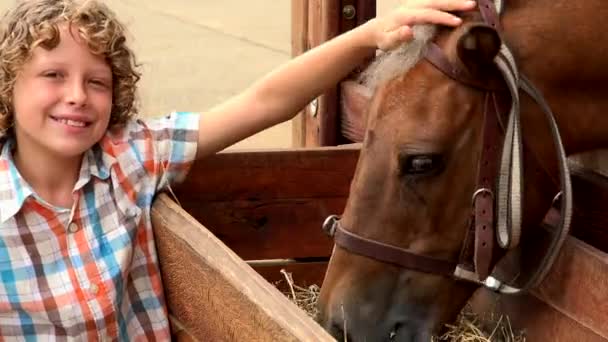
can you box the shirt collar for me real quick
[74,143,113,190]
[0,138,115,223]
[0,139,34,223]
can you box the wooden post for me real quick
[291,0,309,147]
[291,0,376,147]
[153,194,335,341]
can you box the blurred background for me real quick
[0,0,401,150]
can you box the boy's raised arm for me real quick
[195,0,476,158]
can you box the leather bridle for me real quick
[323,0,573,294]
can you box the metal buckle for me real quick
[453,265,482,284]
[483,276,522,295]
[471,188,494,205]
[551,191,563,207]
[322,215,340,237]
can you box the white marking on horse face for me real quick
[358,25,438,91]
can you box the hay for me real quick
[433,306,526,342]
[278,269,320,320]
[277,269,526,342]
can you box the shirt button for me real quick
[89,283,99,295]
[68,222,79,233]
[125,207,135,217]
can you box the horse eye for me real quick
[399,154,444,176]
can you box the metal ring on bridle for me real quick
[322,215,340,237]
[552,191,563,206]
[471,188,494,204]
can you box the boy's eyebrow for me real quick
[35,60,112,75]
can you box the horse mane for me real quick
[358,25,437,91]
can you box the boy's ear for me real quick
[456,24,501,72]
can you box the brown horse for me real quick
[316,0,608,341]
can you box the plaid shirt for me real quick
[0,112,199,341]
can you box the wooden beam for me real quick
[471,236,608,341]
[303,0,341,146]
[174,147,358,202]
[177,197,341,260]
[533,237,608,338]
[173,147,359,262]
[291,1,376,147]
[341,0,376,29]
[152,194,334,341]
[567,162,608,252]
[291,0,309,147]
[254,262,328,293]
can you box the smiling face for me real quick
[12,23,113,161]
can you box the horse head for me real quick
[316,1,608,340]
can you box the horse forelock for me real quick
[358,25,438,91]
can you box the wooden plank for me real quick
[470,236,608,341]
[570,150,608,178]
[292,0,310,58]
[532,237,608,338]
[291,0,309,147]
[335,1,376,145]
[343,0,376,29]
[340,1,377,78]
[304,0,341,146]
[503,296,607,342]
[178,198,341,260]
[293,1,376,147]
[471,290,607,342]
[174,147,359,201]
[567,163,608,251]
[152,194,334,341]
[253,262,328,293]
[169,317,200,342]
[172,147,359,260]
[172,147,358,260]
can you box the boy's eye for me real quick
[89,79,108,87]
[43,71,61,78]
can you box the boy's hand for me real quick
[368,0,477,51]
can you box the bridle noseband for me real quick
[323,0,573,294]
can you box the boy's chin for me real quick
[49,141,97,160]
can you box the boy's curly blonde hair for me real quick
[0,0,141,135]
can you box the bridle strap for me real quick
[471,92,503,280]
[424,43,504,91]
[512,76,572,290]
[478,0,502,30]
[323,216,458,277]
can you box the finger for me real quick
[395,8,464,27]
[379,26,414,51]
[405,0,476,12]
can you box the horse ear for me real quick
[456,24,501,71]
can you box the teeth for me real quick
[57,118,87,127]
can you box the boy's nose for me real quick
[65,79,88,106]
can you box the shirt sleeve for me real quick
[109,111,200,192]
